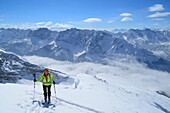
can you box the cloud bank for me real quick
[24,55,170,97]
[0,21,72,30]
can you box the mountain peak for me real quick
[36,28,50,31]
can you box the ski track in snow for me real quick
[56,97,103,113]
[17,89,103,113]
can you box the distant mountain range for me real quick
[109,28,170,61]
[0,28,170,73]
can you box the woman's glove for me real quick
[53,81,55,84]
[33,79,36,82]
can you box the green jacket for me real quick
[36,72,55,86]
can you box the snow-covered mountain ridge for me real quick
[0,49,66,83]
[0,28,170,73]
[0,49,44,82]
[109,28,170,61]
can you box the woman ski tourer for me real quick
[34,68,55,104]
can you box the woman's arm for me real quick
[36,74,44,82]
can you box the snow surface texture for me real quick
[0,55,165,113]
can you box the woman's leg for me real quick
[43,85,47,102]
[48,85,51,102]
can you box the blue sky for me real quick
[0,0,170,30]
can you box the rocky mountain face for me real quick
[0,49,43,82]
[0,28,58,55]
[110,28,170,61]
[0,49,65,83]
[0,28,170,73]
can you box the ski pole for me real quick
[53,83,57,98]
[33,73,36,101]
[53,74,58,99]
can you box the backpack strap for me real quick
[49,73,51,79]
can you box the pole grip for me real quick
[33,73,36,88]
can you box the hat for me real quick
[44,68,49,73]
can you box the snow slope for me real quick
[1,72,170,113]
[1,55,168,113]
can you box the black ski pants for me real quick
[43,85,51,102]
